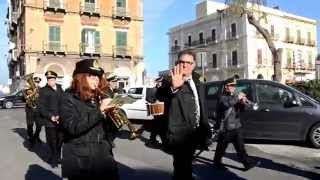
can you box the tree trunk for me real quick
[247,12,281,81]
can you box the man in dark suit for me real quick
[38,70,64,168]
[159,50,210,180]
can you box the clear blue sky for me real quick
[0,0,319,85]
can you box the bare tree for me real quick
[225,0,282,81]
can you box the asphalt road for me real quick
[0,108,319,180]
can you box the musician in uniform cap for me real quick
[38,70,64,168]
[24,75,42,147]
[59,58,119,180]
[213,77,259,170]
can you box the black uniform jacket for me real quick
[216,92,247,132]
[158,72,211,148]
[59,91,118,178]
[38,84,63,127]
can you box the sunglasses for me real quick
[178,60,193,65]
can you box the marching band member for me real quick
[60,59,119,180]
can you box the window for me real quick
[211,29,216,41]
[231,23,237,37]
[49,0,63,8]
[212,53,217,68]
[285,27,290,41]
[199,32,204,44]
[298,96,314,107]
[188,35,192,46]
[297,30,301,43]
[232,50,238,66]
[116,31,127,46]
[236,83,253,101]
[308,51,313,68]
[128,88,143,95]
[85,0,96,12]
[206,84,221,99]
[117,0,126,8]
[257,49,262,65]
[81,28,100,53]
[307,32,311,44]
[270,25,275,38]
[256,84,293,105]
[286,49,292,67]
[49,26,60,50]
[174,40,178,46]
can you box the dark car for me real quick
[0,90,26,109]
[206,79,320,148]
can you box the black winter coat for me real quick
[38,84,63,127]
[59,91,118,179]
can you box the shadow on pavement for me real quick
[213,151,320,179]
[193,163,246,180]
[25,164,61,180]
[12,128,51,165]
[118,162,171,180]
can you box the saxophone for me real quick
[23,73,39,109]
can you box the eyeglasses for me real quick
[178,60,193,65]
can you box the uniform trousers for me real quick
[214,129,252,167]
[45,127,64,164]
[25,107,42,142]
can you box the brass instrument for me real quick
[23,73,39,109]
[101,92,139,140]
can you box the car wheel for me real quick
[4,101,13,109]
[309,123,320,148]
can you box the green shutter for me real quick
[117,31,127,46]
[56,27,60,41]
[117,0,126,8]
[49,26,54,41]
[81,29,87,43]
[95,31,100,45]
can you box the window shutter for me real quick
[56,27,60,42]
[95,31,100,45]
[81,29,87,43]
[49,26,54,41]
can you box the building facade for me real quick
[168,1,317,83]
[7,0,144,90]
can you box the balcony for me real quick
[284,36,294,44]
[293,63,315,74]
[226,31,238,40]
[296,38,306,45]
[80,2,100,16]
[307,40,316,47]
[80,43,101,56]
[113,46,132,58]
[170,45,181,52]
[206,37,218,45]
[43,0,66,13]
[112,7,131,20]
[43,41,67,55]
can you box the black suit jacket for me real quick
[38,84,64,127]
[158,72,210,148]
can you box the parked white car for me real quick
[120,86,154,120]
